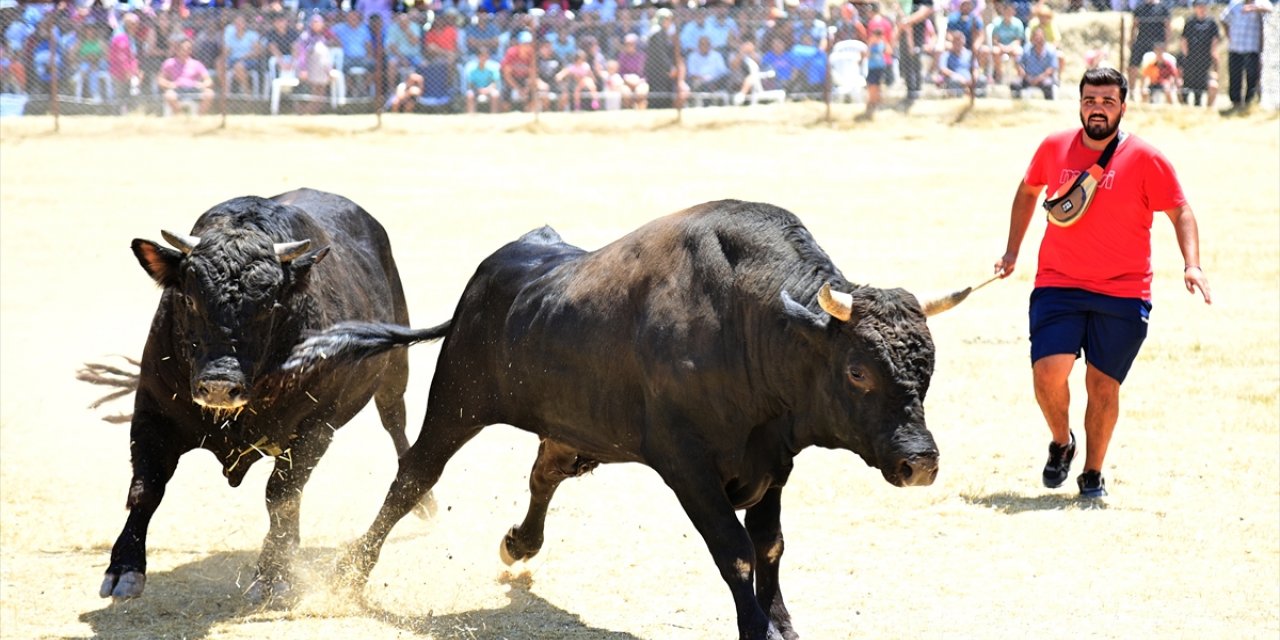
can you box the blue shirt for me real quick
[331,21,373,60]
[1221,0,1272,53]
[1019,44,1058,77]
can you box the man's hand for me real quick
[994,251,1018,278]
[1185,266,1212,304]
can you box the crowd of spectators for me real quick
[0,0,1269,116]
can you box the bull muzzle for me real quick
[885,451,939,487]
[192,378,248,410]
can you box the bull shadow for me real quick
[79,549,643,640]
[962,491,1110,514]
[366,571,645,640]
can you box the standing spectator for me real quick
[684,35,728,94]
[644,8,682,109]
[157,37,214,115]
[1219,0,1272,116]
[1126,0,1169,94]
[223,13,263,96]
[1011,25,1057,99]
[141,11,177,89]
[898,0,934,105]
[679,10,712,54]
[994,67,1211,500]
[859,26,891,120]
[464,45,502,112]
[385,12,423,85]
[108,12,143,111]
[1180,0,1220,108]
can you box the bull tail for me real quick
[283,320,452,372]
[76,356,140,424]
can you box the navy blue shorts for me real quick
[1029,287,1151,384]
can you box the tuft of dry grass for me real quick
[2,103,1276,640]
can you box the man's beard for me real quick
[1081,112,1120,140]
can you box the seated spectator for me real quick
[946,0,984,52]
[293,13,336,114]
[615,32,648,109]
[423,10,460,64]
[385,12,423,85]
[0,42,26,93]
[464,46,502,113]
[465,12,502,59]
[501,31,547,111]
[685,35,729,94]
[1024,2,1059,47]
[263,11,299,77]
[546,25,576,62]
[157,37,214,115]
[223,13,263,96]
[936,29,976,97]
[387,71,423,112]
[72,22,110,99]
[1139,40,1179,104]
[555,49,599,111]
[761,36,796,90]
[1010,26,1057,99]
[331,10,373,94]
[985,1,1024,84]
[787,31,827,97]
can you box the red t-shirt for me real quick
[1024,128,1186,300]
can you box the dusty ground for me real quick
[1,101,1277,640]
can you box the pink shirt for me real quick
[1024,129,1186,300]
[160,56,209,89]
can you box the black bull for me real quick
[287,200,975,639]
[99,188,441,602]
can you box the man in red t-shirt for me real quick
[993,67,1211,499]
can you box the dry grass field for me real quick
[1,101,1277,640]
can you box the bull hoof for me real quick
[499,526,540,566]
[100,571,146,599]
[412,490,438,520]
[243,575,295,606]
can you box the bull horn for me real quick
[273,240,311,263]
[161,230,201,254]
[817,283,854,323]
[919,275,1000,317]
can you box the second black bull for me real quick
[287,199,979,639]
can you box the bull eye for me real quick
[846,365,868,386]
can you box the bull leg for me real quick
[649,445,782,640]
[100,415,183,599]
[745,486,797,640]
[501,439,598,565]
[337,418,483,590]
[244,427,334,604]
[373,352,411,457]
[373,355,436,519]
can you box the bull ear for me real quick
[284,245,330,289]
[780,289,831,333]
[131,239,184,288]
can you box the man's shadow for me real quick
[80,549,643,640]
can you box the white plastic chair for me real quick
[732,56,786,106]
[829,39,868,103]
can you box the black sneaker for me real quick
[1077,470,1107,498]
[1041,431,1076,489]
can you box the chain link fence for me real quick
[0,0,1275,121]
